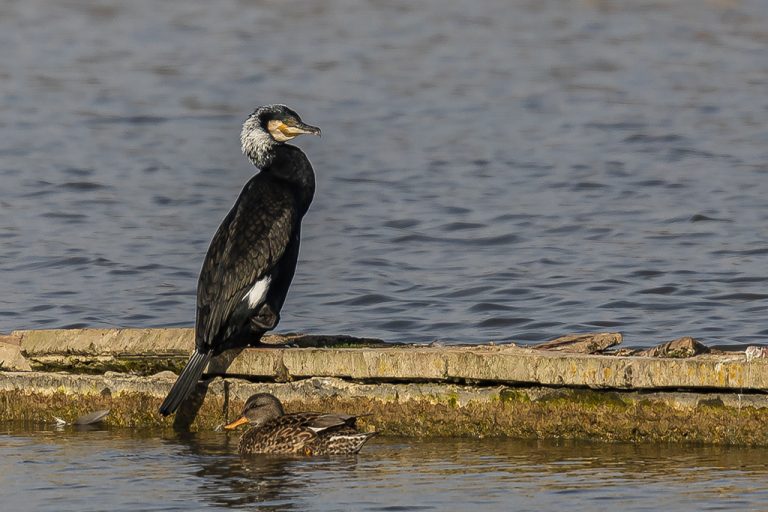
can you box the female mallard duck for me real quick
[224,393,377,455]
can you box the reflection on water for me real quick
[2,425,768,511]
[1,0,768,347]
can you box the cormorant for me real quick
[159,104,320,416]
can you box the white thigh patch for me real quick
[243,276,271,308]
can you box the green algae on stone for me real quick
[3,371,768,446]
[26,356,188,376]
[497,388,530,403]
[0,390,225,430]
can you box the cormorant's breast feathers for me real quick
[260,145,316,213]
[196,173,297,348]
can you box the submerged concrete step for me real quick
[1,371,768,444]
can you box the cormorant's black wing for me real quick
[196,174,296,350]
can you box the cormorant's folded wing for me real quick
[196,176,296,348]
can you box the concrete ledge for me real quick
[12,328,389,355]
[0,342,31,371]
[15,328,194,355]
[227,345,767,390]
[3,328,768,444]
[2,371,768,444]
[9,328,767,391]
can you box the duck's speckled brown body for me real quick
[225,394,376,456]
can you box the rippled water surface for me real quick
[2,426,768,512]
[1,0,768,346]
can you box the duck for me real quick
[224,393,377,455]
[159,105,320,416]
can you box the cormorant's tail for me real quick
[158,350,212,416]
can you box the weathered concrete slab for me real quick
[2,371,768,444]
[9,328,768,392]
[13,328,389,355]
[638,336,710,357]
[15,328,195,356]
[4,328,767,444]
[0,342,31,371]
[226,345,767,391]
[532,332,621,353]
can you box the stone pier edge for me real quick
[1,328,767,445]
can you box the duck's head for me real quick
[224,393,285,430]
[241,104,321,167]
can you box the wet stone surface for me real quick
[3,373,768,445]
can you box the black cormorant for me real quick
[159,104,320,416]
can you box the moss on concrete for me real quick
[497,388,530,403]
[8,328,768,445]
[272,390,768,445]
[27,355,188,376]
[3,372,767,445]
[0,390,225,430]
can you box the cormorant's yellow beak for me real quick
[268,119,321,141]
[224,416,249,430]
[283,119,321,137]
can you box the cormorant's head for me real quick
[223,393,285,430]
[241,104,321,167]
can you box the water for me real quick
[1,0,768,347]
[4,4,768,507]
[1,425,767,511]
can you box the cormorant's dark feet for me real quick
[250,304,279,331]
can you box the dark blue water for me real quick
[1,0,767,346]
[3,426,768,512]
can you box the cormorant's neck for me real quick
[241,123,277,169]
[241,122,315,213]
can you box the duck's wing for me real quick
[306,413,358,433]
[196,175,296,349]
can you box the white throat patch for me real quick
[241,118,276,168]
[243,276,271,309]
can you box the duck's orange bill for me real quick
[224,416,249,430]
